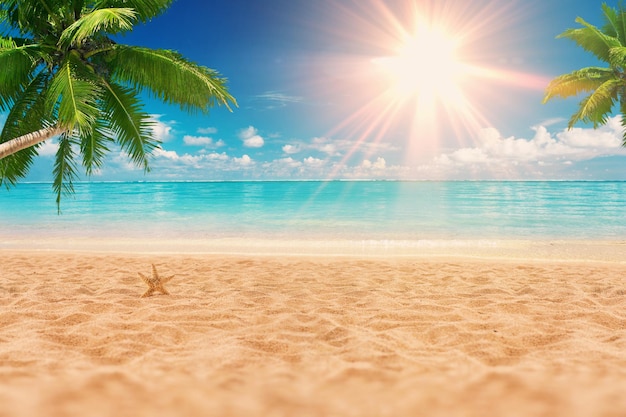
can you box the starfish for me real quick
[138,264,174,298]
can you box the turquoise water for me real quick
[1,181,625,241]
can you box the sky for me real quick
[7,0,626,181]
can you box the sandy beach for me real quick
[1,246,625,417]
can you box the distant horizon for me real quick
[13,178,626,185]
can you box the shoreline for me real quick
[2,236,626,263]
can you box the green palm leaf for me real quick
[601,3,626,46]
[101,81,155,170]
[94,0,174,23]
[1,72,51,140]
[0,7,7,26]
[0,37,14,48]
[46,52,102,134]
[620,100,626,146]
[1,0,61,35]
[0,141,39,187]
[0,39,37,110]
[609,46,626,67]
[568,78,621,128]
[558,17,621,63]
[108,46,236,113]
[543,67,615,102]
[59,8,137,48]
[601,3,621,39]
[79,118,113,175]
[53,132,79,212]
[0,72,55,186]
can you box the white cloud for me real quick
[183,135,224,147]
[261,157,304,176]
[303,156,325,167]
[309,137,339,155]
[244,136,264,148]
[424,116,626,179]
[206,152,229,161]
[447,147,490,164]
[556,124,621,149]
[154,147,186,161]
[233,154,253,166]
[38,138,60,156]
[149,115,175,143]
[239,126,265,148]
[197,127,218,135]
[276,157,302,168]
[60,115,626,182]
[362,157,386,169]
[110,151,143,172]
[282,144,300,154]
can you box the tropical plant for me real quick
[543,3,626,145]
[0,0,235,208]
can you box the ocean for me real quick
[1,181,625,244]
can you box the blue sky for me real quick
[8,0,626,181]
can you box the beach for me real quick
[1,245,625,417]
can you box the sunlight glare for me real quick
[374,22,464,104]
[308,0,552,171]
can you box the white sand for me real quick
[1,247,625,416]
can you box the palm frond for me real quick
[558,17,622,64]
[0,72,56,186]
[1,71,52,144]
[601,3,620,39]
[543,67,616,102]
[101,80,156,170]
[567,78,622,128]
[59,8,137,48]
[79,119,113,175]
[46,52,102,134]
[1,0,61,36]
[620,100,626,146]
[0,36,15,49]
[609,46,626,67]
[0,144,39,188]
[0,40,39,110]
[94,0,174,23]
[52,132,79,212]
[0,7,7,27]
[601,3,626,45]
[108,45,236,114]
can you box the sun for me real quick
[308,0,553,169]
[373,21,466,105]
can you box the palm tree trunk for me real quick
[0,126,65,159]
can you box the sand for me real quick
[1,247,625,417]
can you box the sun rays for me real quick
[372,18,465,104]
[307,0,552,170]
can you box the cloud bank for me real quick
[8,114,626,182]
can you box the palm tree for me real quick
[543,3,626,145]
[0,0,236,207]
